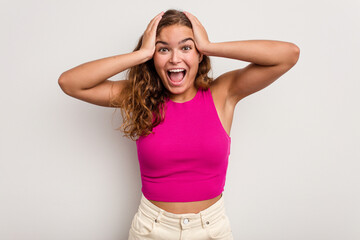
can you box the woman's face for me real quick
[153,24,203,98]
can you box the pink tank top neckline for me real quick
[136,87,231,202]
[167,88,200,104]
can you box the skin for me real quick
[153,24,203,102]
[59,11,300,214]
[141,15,223,213]
[139,11,300,214]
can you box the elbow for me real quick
[58,72,72,95]
[58,73,65,87]
[288,43,300,66]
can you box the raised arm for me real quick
[184,11,300,105]
[58,12,164,107]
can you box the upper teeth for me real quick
[168,69,185,72]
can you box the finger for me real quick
[149,12,164,32]
[184,11,197,22]
[192,15,202,26]
[184,11,202,28]
[183,11,195,23]
[146,12,164,32]
[183,11,193,18]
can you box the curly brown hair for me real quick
[110,9,214,141]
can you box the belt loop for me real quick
[155,209,164,223]
[200,212,210,229]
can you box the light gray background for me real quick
[1,0,359,239]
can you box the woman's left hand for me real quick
[183,11,211,54]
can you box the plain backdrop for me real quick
[1,0,359,239]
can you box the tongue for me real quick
[169,71,185,82]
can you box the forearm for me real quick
[202,40,299,66]
[58,49,151,90]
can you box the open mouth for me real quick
[167,69,187,86]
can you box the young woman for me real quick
[58,9,299,240]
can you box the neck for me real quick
[169,86,198,103]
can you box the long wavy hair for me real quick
[110,9,213,141]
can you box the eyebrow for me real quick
[155,37,195,46]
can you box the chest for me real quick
[136,91,231,174]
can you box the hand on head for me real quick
[139,11,211,60]
[183,11,211,55]
[140,11,164,58]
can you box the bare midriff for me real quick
[148,193,222,214]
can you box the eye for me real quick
[158,47,169,52]
[182,45,192,51]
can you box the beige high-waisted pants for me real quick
[128,193,233,240]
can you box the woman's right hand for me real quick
[58,12,165,107]
[139,12,164,59]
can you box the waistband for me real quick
[138,193,226,230]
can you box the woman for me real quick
[58,9,299,240]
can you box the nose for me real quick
[169,50,181,64]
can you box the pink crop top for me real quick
[136,87,231,202]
